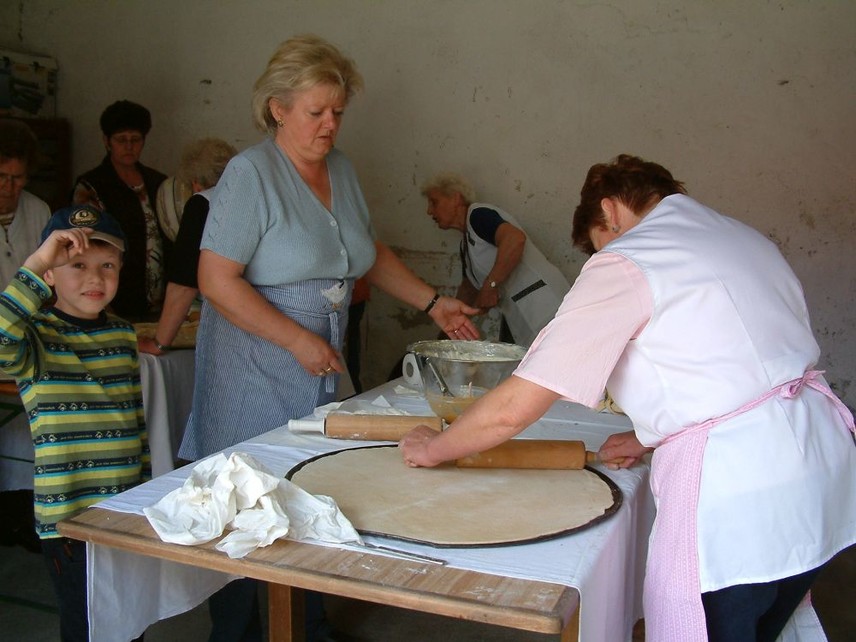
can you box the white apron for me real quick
[463,203,570,346]
[603,195,856,639]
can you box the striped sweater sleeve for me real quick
[0,268,53,379]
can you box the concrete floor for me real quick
[1,534,854,641]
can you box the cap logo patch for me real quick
[68,208,100,228]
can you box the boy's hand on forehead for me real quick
[23,228,94,277]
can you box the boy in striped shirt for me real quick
[0,205,149,641]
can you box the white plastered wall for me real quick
[2,1,854,407]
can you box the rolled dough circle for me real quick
[288,445,622,547]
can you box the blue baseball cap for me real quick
[41,205,126,252]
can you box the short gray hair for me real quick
[420,172,476,205]
[177,138,237,189]
[251,34,364,135]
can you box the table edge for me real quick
[59,508,579,635]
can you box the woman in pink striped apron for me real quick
[401,155,855,641]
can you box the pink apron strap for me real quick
[644,370,853,641]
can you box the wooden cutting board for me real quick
[288,445,621,548]
[133,320,198,348]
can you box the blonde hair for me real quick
[177,138,238,189]
[420,172,476,205]
[251,34,364,134]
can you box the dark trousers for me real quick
[702,566,822,642]
[42,537,89,642]
[42,537,146,642]
[208,578,263,642]
[208,579,328,642]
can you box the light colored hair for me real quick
[176,138,238,188]
[420,172,476,205]
[251,34,364,134]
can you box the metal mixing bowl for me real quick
[402,340,526,422]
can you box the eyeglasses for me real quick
[0,172,27,187]
[111,134,144,146]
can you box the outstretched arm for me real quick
[365,241,480,339]
[138,282,199,355]
[399,375,559,467]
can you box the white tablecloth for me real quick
[138,351,196,477]
[87,380,655,642]
[0,350,196,490]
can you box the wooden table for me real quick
[56,382,650,642]
[0,381,24,428]
[0,380,20,397]
[60,507,580,642]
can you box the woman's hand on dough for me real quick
[399,425,443,468]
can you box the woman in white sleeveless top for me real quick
[401,155,855,642]
[421,172,570,346]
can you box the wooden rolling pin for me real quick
[455,440,598,470]
[324,413,442,441]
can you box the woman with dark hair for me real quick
[401,154,855,641]
[73,100,167,319]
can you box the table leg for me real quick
[268,583,305,642]
[560,605,580,642]
[0,400,24,429]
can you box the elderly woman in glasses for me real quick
[0,119,51,286]
[401,154,855,642]
[72,100,167,319]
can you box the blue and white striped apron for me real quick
[179,278,352,460]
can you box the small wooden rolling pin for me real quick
[455,440,598,470]
[324,413,442,441]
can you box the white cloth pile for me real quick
[143,452,362,558]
